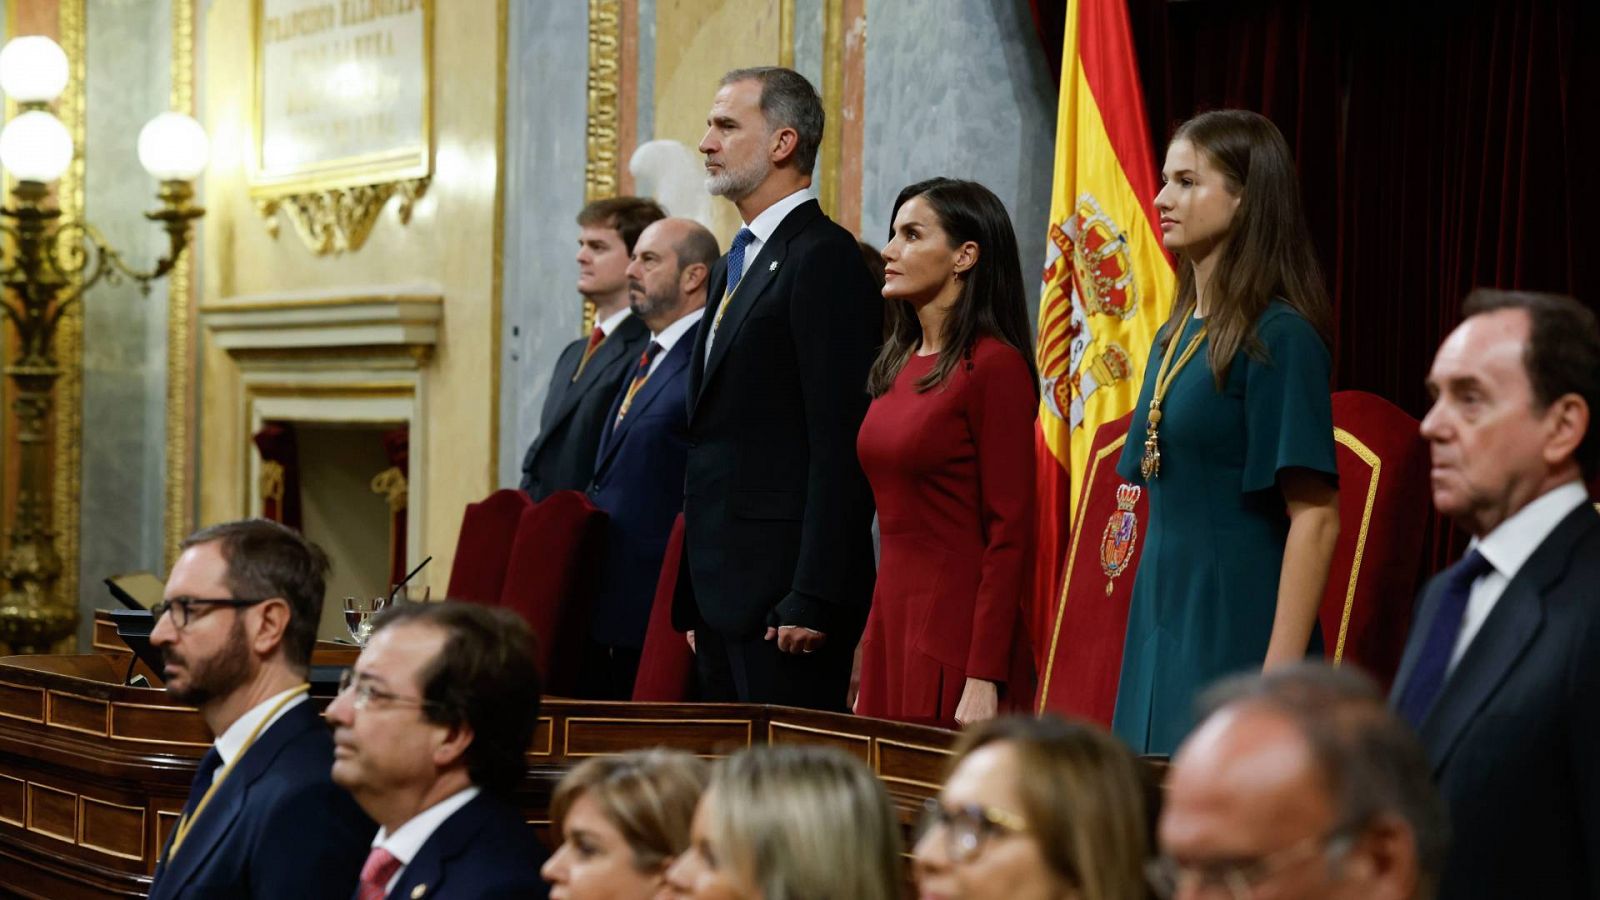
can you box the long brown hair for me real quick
[867,178,1039,398]
[1161,110,1331,387]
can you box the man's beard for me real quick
[163,616,254,706]
[705,152,770,200]
[629,282,680,322]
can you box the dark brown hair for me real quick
[1461,288,1600,478]
[948,716,1150,900]
[182,519,328,671]
[577,196,667,254]
[868,178,1039,399]
[1160,109,1331,387]
[369,602,541,796]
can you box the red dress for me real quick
[855,337,1036,725]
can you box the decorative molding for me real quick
[204,288,444,356]
[165,0,199,570]
[52,0,87,639]
[819,0,844,217]
[253,177,431,256]
[582,0,623,334]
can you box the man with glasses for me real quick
[148,519,375,900]
[326,601,547,899]
[1153,663,1447,900]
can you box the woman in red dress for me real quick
[855,178,1038,727]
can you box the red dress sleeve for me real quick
[964,343,1038,682]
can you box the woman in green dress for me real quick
[1112,109,1341,755]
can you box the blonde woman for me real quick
[914,716,1150,900]
[665,745,902,900]
[543,749,709,900]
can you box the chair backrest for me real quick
[1322,390,1431,687]
[445,489,533,606]
[631,514,696,702]
[498,490,609,695]
[1035,412,1145,725]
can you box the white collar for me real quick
[595,306,632,337]
[214,684,309,767]
[743,188,813,243]
[651,307,705,353]
[371,786,481,866]
[1470,480,1590,579]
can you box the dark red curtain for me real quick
[1027,0,1599,573]
[252,422,302,531]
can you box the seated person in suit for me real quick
[582,217,719,699]
[147,519,375,900]
[1391,289,1600,898]
[521,196,667,500]
[1158,662,1447,900]
[542,749,708,899]
[326,602,548,900]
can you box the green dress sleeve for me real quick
[1240,306,1338,493]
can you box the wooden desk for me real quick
[0,654,956,899]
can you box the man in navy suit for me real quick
[581,216,719,699]
[148,519,375,900]
[1391,289,1600,898]
[327,602,546,900]
[677,67,881,711]
[520,197,665,500]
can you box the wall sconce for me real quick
[0,35,207,653]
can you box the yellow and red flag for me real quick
[1031,0,1174,705]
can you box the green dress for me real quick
[1112,302,1336,755]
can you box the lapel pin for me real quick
[769,260,778,272]
[411,885,428,899]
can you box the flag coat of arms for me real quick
[1033,0,1175,711]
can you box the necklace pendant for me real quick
[1140,431,1161,480]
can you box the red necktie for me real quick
[357,847,403,900]
[572,325,607,381]
[615,341,663,425]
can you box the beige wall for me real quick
[198,0,502,600]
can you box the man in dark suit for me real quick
[676,66,881,711]
[327,602,546,900]
[520,197,665,500]
[582,217,719,699]
[148,519,375,900]
[1391,289,1600,899]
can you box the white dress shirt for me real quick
[1448,479,1590,671]
[706,187,814,358]
[647,307,704,377]
[369,786,481,893]
[212,685,310,774]
[595,306,632,338]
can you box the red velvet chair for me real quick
[631,514,696,702]
[445,489,532,606]
[1036,412,1145,725]
[497,490,609,696]
[1320,390,1431,688]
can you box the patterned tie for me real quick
[572,325,607,381]
[615,341,664,426]
[1395,549,1494,728]
[357,847,403,900]
[707,228,755,353]
[163,746,222,863]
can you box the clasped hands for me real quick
[765,624,826,654]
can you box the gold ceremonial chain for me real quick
[166,684,311,860]
[1140,324,1207,480]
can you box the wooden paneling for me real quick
[79,797,145,861]
[110,703,211,747]
[26,783,77,843]
[0,683,45,722]
[564,717,753,757]
[48,692,109,736]
[0,774,24,826]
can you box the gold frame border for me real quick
[165,0,198,570]
[52,0,87,645]
[581,0,623,334]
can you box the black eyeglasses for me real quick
[915,797,1028,864]
[151,596,270,630]
[335,668,442,714]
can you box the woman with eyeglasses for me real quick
[542,749,708,900]
[664,744,903,900]
[914,716,1151,900]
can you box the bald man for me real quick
[1156,663,1446,900]
[581,218,719,698]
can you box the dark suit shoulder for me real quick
[408,793,547,897]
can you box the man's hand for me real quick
[764,624,827,654]
[953,678,999,727]
[686,630,696,654]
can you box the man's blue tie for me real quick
[725,227,755,290]
[1396,549,1494,728]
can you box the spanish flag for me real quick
[1032,0,1174,702]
